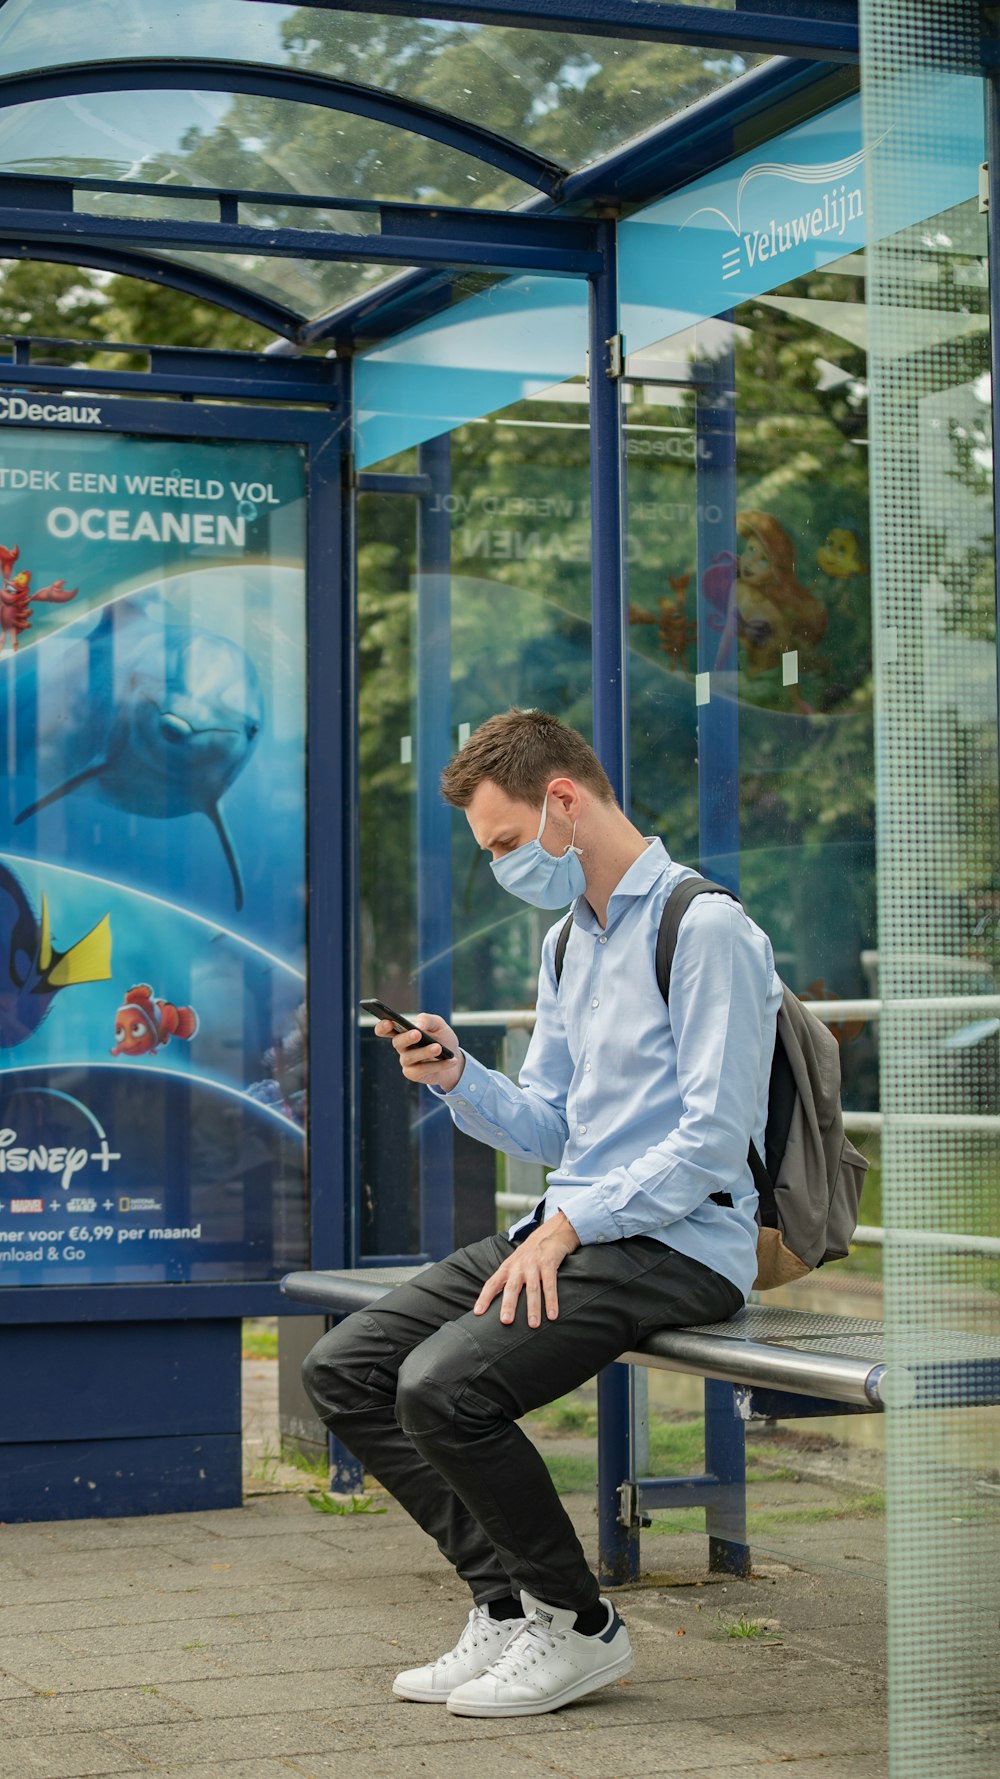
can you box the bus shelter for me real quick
[0,4,997,1772]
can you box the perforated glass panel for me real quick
[862,1,1000,1774]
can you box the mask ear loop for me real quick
[538,792,583,858]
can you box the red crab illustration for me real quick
[0,544,78,655]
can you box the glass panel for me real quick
[0,91,532,207]
[357,384,591,1257]
[0,427,309,1285]
[141,248,396,325]
[627,253,880,1134]
[0,0,760,174]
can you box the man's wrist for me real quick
[553,1209,581,1250]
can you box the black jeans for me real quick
[301,1232,742,1614]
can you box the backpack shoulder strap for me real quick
[654,876,741,1004]
[656,876,751,1211]
[553,912,575,987]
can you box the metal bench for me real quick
[280,1266,998,1580]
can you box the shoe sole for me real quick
[392,1680,455,1703]
[446,1646,635,1717]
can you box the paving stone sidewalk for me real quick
[0,1470,889,1779]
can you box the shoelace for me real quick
[439,1606,496,1669]
[486,1613,564,1680]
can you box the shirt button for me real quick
[578,1124,588,1135]
[596,1234,606,1243]
[599,935,608,944]
[591,998,599,1009]
[585,1062,592,1073]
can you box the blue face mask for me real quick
[490,798,586,910]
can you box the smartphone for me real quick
[360,999,456,1061]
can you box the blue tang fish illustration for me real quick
[0,862,112,1048]
[16,597,264,910]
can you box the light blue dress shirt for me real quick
[436,839,781,1302]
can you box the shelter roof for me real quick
[0,1,858,343]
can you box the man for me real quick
[302,708,780,1719]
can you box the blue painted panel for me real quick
[355,81,983,471]
[0,1433,242,1522]
[0,1320,241,1444]
[618,85,983,350]
[355,277,587,468]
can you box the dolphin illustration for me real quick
[16,598,264,910]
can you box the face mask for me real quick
[491,797,585,910]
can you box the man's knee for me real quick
[395,1323,503,1444]
[300,1311,386,1420]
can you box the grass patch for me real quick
[535,1411,796,1496]
[242,1322,278,1360]
[307,1491,387,1516]
[646,1489,885,1537]
[280,1440,329,1479]
[717,1613,782,1641]
[526,1396,597,1438]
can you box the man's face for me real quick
[466,779,552,863]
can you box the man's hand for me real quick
[474,1210,581,1328]
[375,1011,465,1093]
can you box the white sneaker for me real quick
[446,1590,634,1717]
[392,1604,523,1703]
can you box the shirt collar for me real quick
[573,837,672,934]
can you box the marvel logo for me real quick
[10,1197,44,1213]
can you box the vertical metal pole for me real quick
[588,224,636,1587]
[326,357,364,1492]
[703,1379,750,1577]
[415,434,455,1260]
[307,374,349,1274]
[694,338,747,1571]
[337,357,361,1275]
[986,81,1000,802]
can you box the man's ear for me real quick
[546,777,582,820]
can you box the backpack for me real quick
[554,876,869,1292]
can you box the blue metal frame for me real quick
[0,61,565,197]
[0,389,346,1326]
[0,335,341,404]
[0,198,599,280]
[250,0,861,61]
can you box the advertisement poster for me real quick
[0,423,308,1285]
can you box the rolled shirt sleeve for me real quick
[432,924,570,1170]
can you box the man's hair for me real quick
[440,708,616,809]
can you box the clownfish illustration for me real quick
[816,527,867,579]
[111,983,199,1057]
